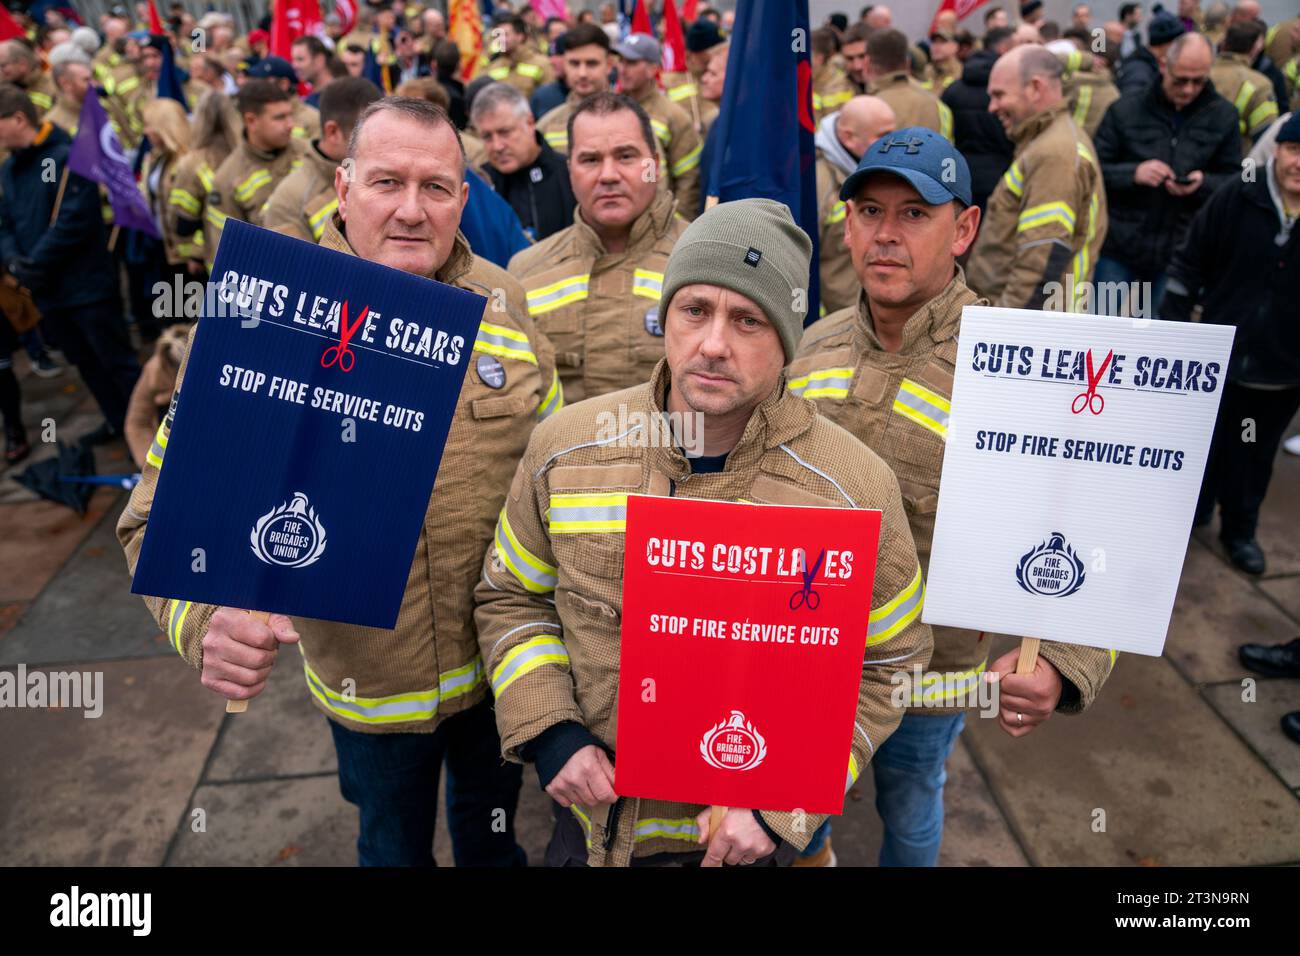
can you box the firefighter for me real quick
[119,96,562,867]
[261,77,382,244]
[510,93,687,404]
[204,80,306,271]
[1210,21,1280,154]
[865,29,954,142]
[535,22,612,153]
[476,197,932,867]
[966,45,1107,311]
[479,13,554,99]
[789,128,1117,866]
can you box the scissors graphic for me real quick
[1071,348,1113,415]
[789,548,826,611]
[320,300,369,372]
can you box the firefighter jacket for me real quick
[204,136,306,269]
[117,219,563,733]
[1210,52,1280,149]
[966,102,1108,311]
[260,140,340,244]
[474,359,933,864]
[480,46,554,98]
[869,70,953,142]
[508,189,687,404]
[790,271,1118,712]
[813,60,856,123]
[168,145,226,264]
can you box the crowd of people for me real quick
[0,0,1295,867]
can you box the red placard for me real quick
[615,496,882,815]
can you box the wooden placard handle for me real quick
[706,804,728,843]
[1015,637,1041,676]
[224,609,271,713]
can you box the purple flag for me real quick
[67,90,160,238]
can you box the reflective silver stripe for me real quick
[474,326,537,363]
[491,637,570,695]
[867,579,924,642]
[777,443,857,507]
[494,509,558,593]
[893,382,950,431]
[439,659,484,699]
[303,665,442,722]
[635,817,700,841]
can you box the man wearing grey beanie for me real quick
[475,196,933,868]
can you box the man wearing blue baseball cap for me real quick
[788,126,1117,867]
[246,54,320,140]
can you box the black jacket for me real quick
[1094,80,1240,275]
[1116,46,1160,98]
[485,133,575,242]
[0,123,118,312]
[437,69,468,129]
[1161,168,1300,387]
[942,49,1014,211]
[530,79,568,120]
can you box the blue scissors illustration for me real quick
[321,301,368,372]
[789,548,826,611]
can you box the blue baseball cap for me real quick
[839,126,973,207]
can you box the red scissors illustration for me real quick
[320,301,368,372]
[1071,348,1113,415]
[789,548,826,611]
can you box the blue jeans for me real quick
[872,711,967,867]
[329,700,526,867]
[1092,257,1167,318]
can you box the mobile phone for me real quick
[1172,174,1194,185]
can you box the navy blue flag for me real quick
[362,41,392,93]
[705,0,820,321]
[131,220,486,629]
[156,34,190,112]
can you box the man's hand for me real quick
[986,647,1063,738]
[1134,159,1175,187]
[695,807,776,867]
[545,744,617,808]
[199,608,299,702]
[1164,169,1204,196]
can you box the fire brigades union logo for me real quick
[700,709,768,771]
[250,492,328,568]
[1016,532,1085,597]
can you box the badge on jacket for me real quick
[644,306,663,336]
[477,354,506,388]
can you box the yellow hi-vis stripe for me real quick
[538,368,563,420]
[517,62,544,80]
[825,200,847,225]
[938,101,953,142]
[1071,190,1100,308]
[302,653,484,724]
[671,143,702,177]
[846,752,860,793]
[205,207,228,230]
[911,660,987,705]
[1247,98,1278,134]
[1073,84,1093,127]
[892,378,951,438]
[491,636,570,697]
[631,268,664,300]
[668,82,697,101]
[235,170,273,202]
[650,117,671,145]
[474,321,538,365]
[1017,200,1076,233]
[525,274,589,315]
[1003,161,1025,197]
[168,188,200,215]
[494,506,558,593]
[197,164,215,192]
[1233,80,1255,133]
[548,492,628,534]
[543,128,568,149]
[145,418,168,469]
[309,198,339,239]
[867,565,924,645]
[167,599,191,654]
[788,366,854,400]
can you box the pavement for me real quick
[2,351,1298,867]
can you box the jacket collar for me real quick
[871,70,912,93]
[318,215,476,287]
[1009,100,1067,150]
[573,188,677,256]
[643,358,817,480]
[240,132,287,164]
[853,267,982,354]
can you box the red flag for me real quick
[631,0,652,36]
[335,0,358,36]
[0,8,22,42]
[448,0,483,83]
[662,0,686,73]
[682,0,698,21]
[146,0,164,35]
[931,0,993,31]
[270,0,323,60]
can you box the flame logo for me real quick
[700,709,768,772]
[1015,532,1085,597]
[250,492,328,568]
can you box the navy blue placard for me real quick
[132,219,486,629]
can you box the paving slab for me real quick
[1164,538,1297,685]
[0,657,223,865]
[0,487,118,602]
[1256,444,1300,579]
[1259,576,1300,626]
[0,498,168,667]
[964,649,1300,866]
[204,650,338,782]
[1203,679,1300,790]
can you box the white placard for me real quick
[923,307,1235,657]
